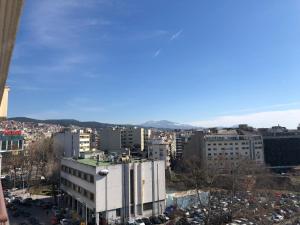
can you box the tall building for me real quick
[99,127,149,153]
[148,139,171,168]
[0,86,9,119]
[53,130,80,158]
[175,135,184,159]
[60,158,166,225]
[184,130,264,172]
[79,131,91,152]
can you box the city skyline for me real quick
[7,0,300,128]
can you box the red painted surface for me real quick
[2,130,22,136]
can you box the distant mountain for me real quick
[140,120,198,130]
[8,117,200,130]
[8,117,117,129]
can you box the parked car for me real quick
[142,217,153,225]
[149,216,163,225]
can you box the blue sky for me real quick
[7,0,300,128]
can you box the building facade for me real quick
[79,131,91,152]
[148,139,171,168]
[184,131,264,172]
[0,130,24,153]
[53,131,80,157]
[100,127,149,153]
[60,158,166,225]
[0,86,9,119]
[259,126,300,168]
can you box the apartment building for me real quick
[99,127,150,153]
[60,158,166,225]
[148,139,171,168]
[53,130,80,157]
[79,131,91,152]
[184,130,264,172]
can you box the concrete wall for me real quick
[99,128,122,153]
[53,131,80,157]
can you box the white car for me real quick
[135,218,146,225]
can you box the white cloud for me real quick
[27,0,111,47]
[190,109,300,129]
[153,49,161,57]
[170,29,183,41]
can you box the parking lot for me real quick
[164,190,300,225]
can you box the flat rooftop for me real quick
[76,158,111,167]
[67,157,152,167]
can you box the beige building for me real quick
[184,130,264,172]
[0,86,9,119]
[79,132,91,152]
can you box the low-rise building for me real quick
[0,130,24,153]
[60,158,166,225]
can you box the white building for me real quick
[53,130,91,157]
[60,158,166,225]
[184,131,264,172]
[148,139,171,168]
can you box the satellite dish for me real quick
[98,169,109,176]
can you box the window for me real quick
[7,141,11,150]
[1,141,6,150]
[116,208,121,217]
[90,175,94,183]
[90,193,94,201]
[130,169,134,204]
[131,205,135,214]
[143,202,153,211]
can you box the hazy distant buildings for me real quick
[60,157,166,225]
[184,130,264,171]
